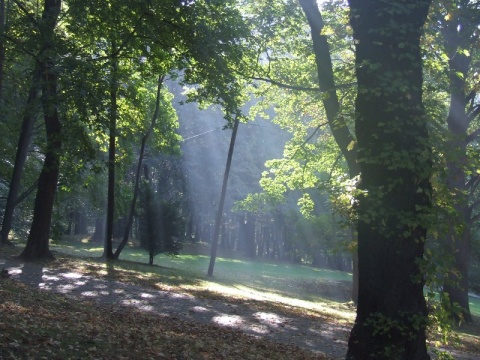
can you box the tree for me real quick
[346,1,432,359]
[113,75,165,259]
[0,1,43,245]
[19,0,62,260]
[207,116,240,276]
[243,0,360,299]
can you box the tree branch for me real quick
[12,0,39,27]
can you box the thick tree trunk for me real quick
[20,0,62,261]
[346,1,432,359]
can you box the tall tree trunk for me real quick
[0,63,41,245]
[346,1,432,359]
[103,44,118,260]
[114,75,165,259]
[20,0,62,261]
[207,116,240,276]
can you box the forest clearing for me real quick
[2,1,480,358]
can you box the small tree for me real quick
[139,185,183,265]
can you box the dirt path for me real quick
[1,256,477,360]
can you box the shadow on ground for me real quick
[1,256,350,359]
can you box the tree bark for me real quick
[19,0,62,261]
[346,1,432,359]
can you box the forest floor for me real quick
[1,246,479,359]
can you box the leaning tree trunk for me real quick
[346,1,432,359]
[207,116,240,276]
[298,0,360,303]
[113,75,165,259]
[20,0,62,261]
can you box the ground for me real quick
[0,246,479,359]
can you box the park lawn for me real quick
[50,236,355,319]
[2,237,479,358]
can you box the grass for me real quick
[2,236,480,358]
[50,237,354,314]
[469,296,480,316]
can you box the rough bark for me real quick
[19,0,62,261]
[346,1,432,359]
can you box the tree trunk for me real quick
[207,116,240,276]
[114,75,165,259]
[346,1,432,359]
[103,43,118,260]
[0,63,41,245]
[20,0,62,261]
[298,0,360,303]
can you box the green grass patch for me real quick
[50,236,353,310]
